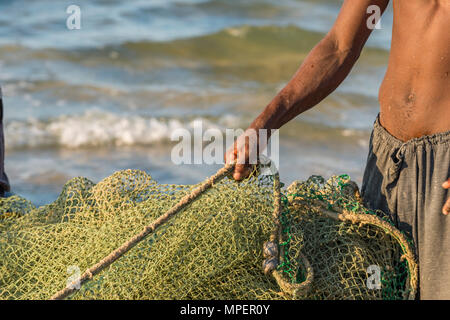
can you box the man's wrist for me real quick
[250,103,284,133]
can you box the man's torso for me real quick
[378,0,450,141]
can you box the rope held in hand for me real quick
[50,162,237,300]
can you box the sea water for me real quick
[0,0,393,205]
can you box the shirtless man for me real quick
[225,0,450,299]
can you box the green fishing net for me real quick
[0,168,417,300]
[272,175,417,300]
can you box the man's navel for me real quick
[406,93,416,104]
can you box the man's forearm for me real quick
[250,34,363,131]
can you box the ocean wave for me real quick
[4,110,241,150]
[1,24,388,75]
[0,0,348,49]
[4,107,371,152]
[0,0,392,52]
[122,24,325,59]
[123,24,388,64]
[80,27,386,74]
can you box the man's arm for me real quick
[226,0,390,180]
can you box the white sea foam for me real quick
[4,110,229,150]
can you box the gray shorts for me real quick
[361,115,450,300]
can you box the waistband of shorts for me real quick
[372,114,450,149]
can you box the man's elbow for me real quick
[322,32,363,64]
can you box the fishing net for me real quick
[0,167,283,300]
[0,165,417,300]
[271,175,417,300]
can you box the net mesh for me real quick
[274,175,417,300]
[0,168,417,300]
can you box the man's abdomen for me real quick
[378,0,450,142]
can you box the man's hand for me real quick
[443,178,450,215]
[224,128,262,181]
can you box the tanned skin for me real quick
[225,0,450,215]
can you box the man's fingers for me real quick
[443,178,450,189]
[443,198,450,216]
[224,145,250,181]
[232,164,251,181]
